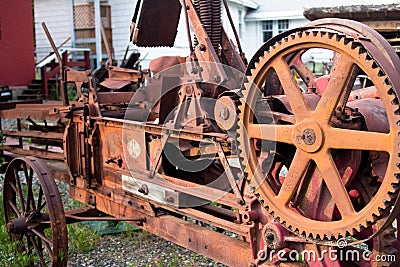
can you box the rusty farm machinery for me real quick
[2,0,400,266]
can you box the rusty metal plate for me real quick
[131,0,182,47]
[100,79,132,90]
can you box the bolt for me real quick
[302,128,316,145]
[199,44,206,51]
[191,67,198,74]
[6,222,14,233]
[185,86,193,95]
[214,75,221,83]
[166,196,175,203]
[219,107,229,120]
[138,184,149,195]
[266,232,275,242]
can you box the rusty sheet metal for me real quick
[0,103,74,120]
[0,99,43,110]
[97,92,135,104]
[0,146,64,160]
[71,185,251,266]
[131,0,182,47]
[304,4,400,21]
[99,79,132,90]
[1,130,64,140]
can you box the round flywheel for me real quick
[3,157,68,266]
[237,25,400,240]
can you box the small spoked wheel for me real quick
[3,157,68,266]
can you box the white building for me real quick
[243,0,400,57]
[34,0,399,68]
[34,0,259,68]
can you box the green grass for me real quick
[67,223,100,254]
[0,190,101,266]
[0,196,36,266]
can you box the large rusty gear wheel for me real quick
[237,28,400,240]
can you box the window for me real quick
[278,19,289,33]
[262,20,273,42]
[238,10,244,39]
[262,20,290,43]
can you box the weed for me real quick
[169,252,180,267]
[67,222,100,254]
[0,196,35,266]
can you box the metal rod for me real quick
[222,0,244,55]
[41,22,69,106]
[94,0,102,69]
[65,214,145,222]
[182,0,194,53]
[100,22,113,66]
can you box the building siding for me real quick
[110,0,137,63]
[34,0,73,62]
[34,0,388,70]
[33,0,252,68]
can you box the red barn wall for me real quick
[0,0,35,86]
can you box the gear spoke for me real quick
[277,150,310,204]
[289,52,317,90]
[247,123,294,144]
[31,228,53,252]
[28,235,47,267]
[274,58,311,121]
[23,163,35,212]
[8,199,21,217]
[313,53,356,124]
[238,27,400,240]
[315,151,356,217]
[13,167,26,213]
[326,127,392,152]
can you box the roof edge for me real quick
[228,0,260,10]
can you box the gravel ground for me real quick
[67,233,224,267]
[0,170,226,267]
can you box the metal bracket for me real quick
[215,142,244,204]
[149,130,170,178]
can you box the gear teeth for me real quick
[353,224,362,233]
[237,27,400,244]
[372,213,381,222]
[250,67,259,77]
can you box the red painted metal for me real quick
[0,0,35,86]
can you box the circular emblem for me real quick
[127,139,141,159]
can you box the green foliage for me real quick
[0,190,99,265]
[0,197,35,266]
[169,253,180,267]
[0,132,5,145]
[0,158,9,173]
[67,223,100,254]
[67,84,78,101]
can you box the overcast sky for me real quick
[360,0,399,3]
